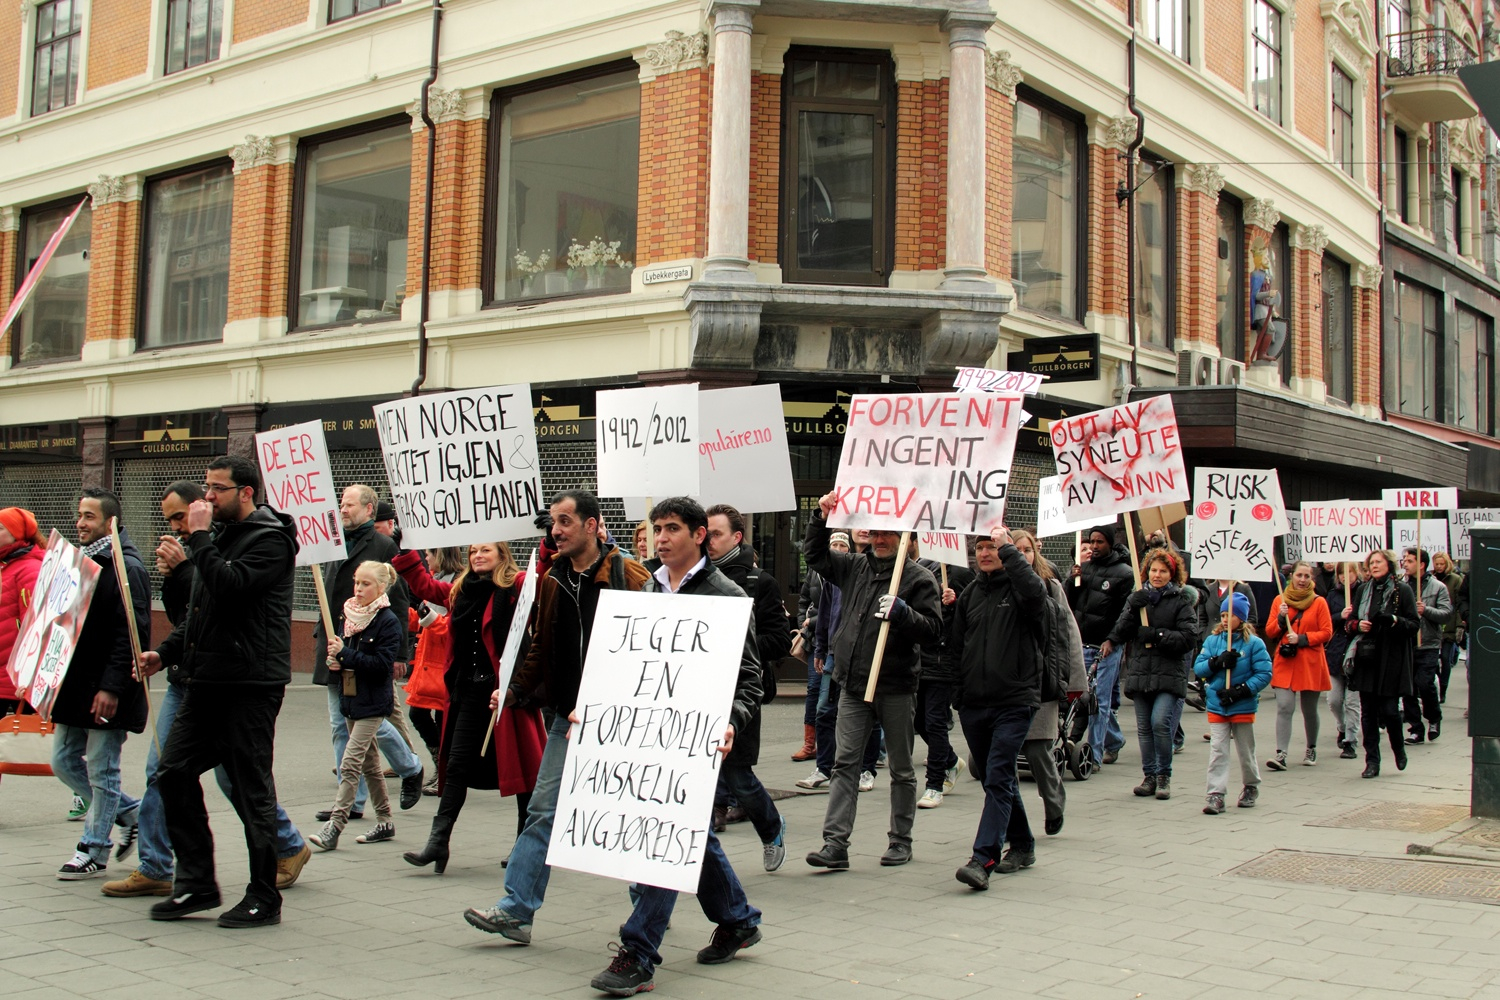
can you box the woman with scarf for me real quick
[1263,561,1333,770]
[1341,550,1418,779]
[393,542,545,873]
[310,561,405,850]
[1100,549,1199,800]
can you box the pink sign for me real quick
[1049,395,1189,523]
[6,531,102,721]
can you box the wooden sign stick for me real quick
[1073,530,1083,587]
[110,518,158,756]
[1415,509,1423,594]
[1225,610,1234,690]
[940,563,949,592]
[863,531,912,702]
[645,497,657,559]
[1344,562,1352,606]
[1124,511,1148,626]
[311,569,337,644]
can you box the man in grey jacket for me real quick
[1401,547,1450,744]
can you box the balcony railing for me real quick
[1386,28,1477,78]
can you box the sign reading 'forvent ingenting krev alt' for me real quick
[547,589,752,893]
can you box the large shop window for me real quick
[292,120,410,328]
[1252,0,1283,125]
[14,199,91,364]
[165,0,222,75]
[1216,194,1244,361]
[1012,90,1084,320]
[32,0,82,116]
[1143,0,1190,62]
[1135,156,1175,350]
[781,48,893,286]
[1392,278,1440,420]
[140,163,233,347]
[1322,254,1352,403]
[490,66,640,303]
[1455,304,1493,434]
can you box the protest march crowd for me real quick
[0,383,1476,998]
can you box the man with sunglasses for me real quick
[138,455,299,929]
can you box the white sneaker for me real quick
[944,756,967,792]
[858,770,876,792]
[917,788,944,809]
[795,768,829,789]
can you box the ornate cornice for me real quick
[1291,223,1330,255]
[1322,0,1375,74]
[985,50,1023,98]
[1101,114,1138,150]
[229,135,274,172]
[638,30,709,80]
[0,206,19,232]
[1353,262,1383,288]
[1182,163,1226,197]
[88,175,126,207]
[1245,197,1280,231]
[408,86,467,127]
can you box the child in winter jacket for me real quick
[1194,592,1273,814]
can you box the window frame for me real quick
[1143,0,1191,62]
[480,58,642,308]
[11,192,93,366]
[286,113,413,333]
[1250,0,1284,125]
[1134,153,1176,351]
[31,0,85,117]
[1216,192,1246,362]
[1391,276,1441,420]
[1453,302,1493,433]
[134,157,235,351]
[1321,253,1353,403]
[1010,85,1089,323]
[1273,222,1293,384]
[1330,64,1355,177]
[163,0,224,76]
[778,45,896,288]
[326,0,398,26]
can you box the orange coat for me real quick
[1263,594,1333,691]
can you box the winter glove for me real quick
[1223,683,1252,705]
[1207,649,1241,673]
[418,602,442,628]
[875,594,909,624]
[1138,626,1163,646]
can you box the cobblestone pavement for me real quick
[5,672,1500,1000]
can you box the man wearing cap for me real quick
[1068,525,1133,767]
[311,484,422,820]
[0,507,46,717]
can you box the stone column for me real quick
[984,51,1023,282]
[1290,223,1329,396]
[405,86,488,320]
[635,30,713,270]
[226,135,295,343]
[83,174,143,363]
[940,9,996,292]
[1086,115,1134,339]
[703,0,759,284]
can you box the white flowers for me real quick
[512,249,551,275]
[566,237,632,271]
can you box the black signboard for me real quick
[0,421,82,462]
[1007,334,1100,383]
[263,396,395,451]
[109,411,226,458]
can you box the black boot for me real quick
[1387,721,1408,770]
[403,816,453,874]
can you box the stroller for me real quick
[1014,654,1098,783]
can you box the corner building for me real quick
[2,0,1498,645]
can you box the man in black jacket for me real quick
[312,484,422,818]
[803,493,942,870]
[140,455,299,928]
[705,503,791,868]
[1068,526,1132,766]
[50,488,151,880]
[949,527,1048,890]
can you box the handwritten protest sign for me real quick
[1383,487,1459,511]
[373,385,543,548]
[6,531,102,721]
[481,551,541,756]
[953,366,1047,396]
[548,589,752,893]
[1454,509,1500,559]
[256,420,344,566]
[1186,468,1285,582]
[828,393,1023,533]
[1283,512,1302,563]
[697,385,794,513]
[1035,475,1071,539]
[596,385,700,498]
[1050,395,1189,524]
[1300,499,1386,560]
[1390,516,1450,555]
[916,531,969,569]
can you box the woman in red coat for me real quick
[392,543,545,873]
[0,507,46,714]
[1263,561,1333,770]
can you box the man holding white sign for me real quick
[585,496,765,997]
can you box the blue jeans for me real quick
[622,828,761,975]
[957,704,1035,864]
[490,715,570,923]
[803,655,820,726]
[1085,644,1125,765]
[53,724,139,863]
[326,684,419,811]
[137,683,304,881]
[717,764,781,843]
[1134,691,1179,778]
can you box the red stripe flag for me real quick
[0,197,88,338]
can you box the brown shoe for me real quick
[791,724,817,761]
[276,843,313,890]
[101,869,172,897]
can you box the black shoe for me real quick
[1362,760,1379,778]
[1395,748,1408,770]
[1339,745,1357,759]
[955,856,994,890]
[996,846,1035,873]
[314,809,362,822]
[217,895,281,928]
[696,923,762,964]
[1044,815,1064,836]
[1404,734,1424,745]
[711,805,728,833]
[879,843,912,867]
[401,768,424,810]
[1429,724,1440,742]
[150,890,222,921]
[805,843,849,869]
[591,944,653,996]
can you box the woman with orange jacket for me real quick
[1263,561,1333,770]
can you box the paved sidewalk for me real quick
[5,674,1500,1000]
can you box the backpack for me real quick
[1037,592,1073,704]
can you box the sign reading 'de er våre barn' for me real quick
[1049,395,1189,524]
[372,385,544,549]
[255,420,345,566]
[828,392,1024,534]
[548,589,752,893]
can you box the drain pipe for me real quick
[1122,2,1145,395]
[411,0,444,397]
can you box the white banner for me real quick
[1453,509,1500,560]
[1283,512,1302,563]
[548,589,752,893]
[828,393,1024,533]
[1390,517,1450,556]
[496,552,538,705]
[1035,475,1071,539]
[255,420,345,566]
[373,385,544,548]
[1382,487,1460,511]
[1299,499,1386,561]
[916,531,969,569]
[1185,468,1286,582]
[596,384,701,498]
[1050,395,1189,524]
[697,385,795,513]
